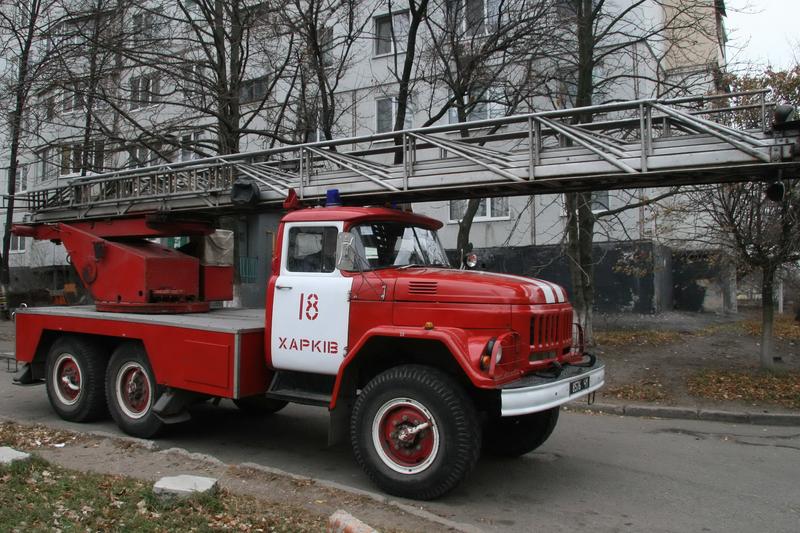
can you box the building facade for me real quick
[0,0,729,310]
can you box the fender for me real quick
[330,325,497,410]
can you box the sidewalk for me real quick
[589,310,800,425]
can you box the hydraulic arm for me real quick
[13,217,233,313]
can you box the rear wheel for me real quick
[483,407,560,457]
[351,365,480,500]
[106,343,164,438]
[45,336,108,422]
[233,395,288,415]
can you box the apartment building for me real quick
[0,0,729,311]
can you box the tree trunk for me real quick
[455,198,481,267]
[760,265,776,369]
[565,191,596,344]
[2,2,41,288]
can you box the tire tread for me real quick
[350,364,480,500]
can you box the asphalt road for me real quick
[2,365,799,532]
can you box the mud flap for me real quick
[328,404,350,446]
[152,389,195,424]
[13,363,41,385]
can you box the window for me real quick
[15,166,28,193]
[591,190,609,212]
[374,11,409,55]
[448,86,506,123]
[181,62,210,104]
[449,197,509,221]
[555,0,600,19]
[132,12,155,40]
[376,97,413,133]
[239,75,269,103]
[130,74,160,109]
[446,0,502,36]
[286,226,338,273]
[45,95,56,120]
[10,234,26,253]
[60,145,76,175]
[89,140,105,172]
[57,142,104,175]
[316,26,334,68]
[128,145,160,169]
[179,132,203,161]
[350,222,450,270]
[36,147,57,181]
[62,84,82,113]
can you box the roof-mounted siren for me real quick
[326,189,343,207]
[231,177,260,206]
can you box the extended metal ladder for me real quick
[18,90,800,223]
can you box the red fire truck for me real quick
[14,92,794,499]
[12,198,602,500]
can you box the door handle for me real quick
[276,285,292,290]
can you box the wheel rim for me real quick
[53,353,82,406]
[372,398,439,475]
[115,362,152,420]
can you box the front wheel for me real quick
[483,407,560,457]
[105,343,164,439]
[350,365,480,500]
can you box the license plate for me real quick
[570,376,591,395]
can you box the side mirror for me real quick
[335,231,358,271]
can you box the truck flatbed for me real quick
[17,306,265,334]
[15,306,269,399]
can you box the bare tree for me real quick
[281,0,373,142]
[418,0,555,261]
[664,63,800,369]
[552,0,723,343]
[702,181,800,368]
[0,0,61,286]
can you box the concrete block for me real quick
[0,446,30,465]
[153,474,218,501]
[328,510,378,533]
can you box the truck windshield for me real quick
[350,222,451,270]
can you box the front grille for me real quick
[530,309,572,351]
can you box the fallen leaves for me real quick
[595,330,684,347]
[0,421,81,449]
[0,458,327,532]
[603,380,667,402]
[739,315,800,342]
[687,370,800,409]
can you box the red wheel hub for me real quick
[379,403,435,467]
[56,357,81,402]
[120,366,150,415]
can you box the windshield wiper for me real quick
[397,263,426,269]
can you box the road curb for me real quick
[238,462,481,533]
[567,402,800,426]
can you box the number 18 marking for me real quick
[299,293,319,321]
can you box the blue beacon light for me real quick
[326,189,343,207]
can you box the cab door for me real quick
[270,222,353,375]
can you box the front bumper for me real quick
[500,358,605,417]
